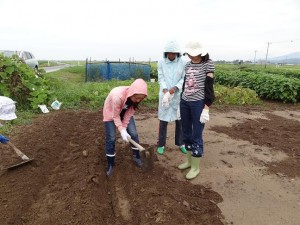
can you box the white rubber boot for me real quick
[178,151,191,170]
[186,156,200,180]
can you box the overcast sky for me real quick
[1,0,300,61]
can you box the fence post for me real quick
[107,61,111,80]
[85,58,88,82]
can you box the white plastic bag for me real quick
[51,100,62,110]
[38,105,49,113]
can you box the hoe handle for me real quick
[7,142,30,160]
[128,137,145,151]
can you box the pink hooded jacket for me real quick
[103,79,148,132]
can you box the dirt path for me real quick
[143,107,300,225]
[0,103,299,225]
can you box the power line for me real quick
[264,39,298,68]
[270,39,299,44]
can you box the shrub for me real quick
[0,54,53,110]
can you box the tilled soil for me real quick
[0,103,299,225]
[0,109,224,225]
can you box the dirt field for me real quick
[0,102,299,225]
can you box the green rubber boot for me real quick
[178,151,191,170]
[186,156,200,180]
[179,145,187,154]
[157,146,165,155]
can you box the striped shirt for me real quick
[182,60,215,102]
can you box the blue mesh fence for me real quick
[85,62,150,82]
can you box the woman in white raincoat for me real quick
[157,39,186,155]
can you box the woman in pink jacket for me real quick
[103,79,148,176]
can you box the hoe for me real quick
[3,141,34,170]
[128,137,154,171]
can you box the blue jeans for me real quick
[180,99,205,157]
[104,116,139,157]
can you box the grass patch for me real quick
[0,64,262,135]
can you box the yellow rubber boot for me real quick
[186,156,200,180]
[178,151,191,170]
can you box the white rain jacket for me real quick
[157,40,186,122]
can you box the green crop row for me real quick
[214,84,260,105]
[216,64,300,79]
[215,70,300,103]
[260,68,300,79]
[237,65,300,79]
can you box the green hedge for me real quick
[0,54,53,110]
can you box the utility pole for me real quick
[264,42,271,68]
[254,50,257,64]
[263,39,297,68]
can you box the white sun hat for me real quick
[0,96,17,120]
[183,40,208,57]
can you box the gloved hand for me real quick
[162,92,171,107]
[168,93,174,102]
[120,129,131,143]
[200,109,210,123]
[0,134,9,144]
